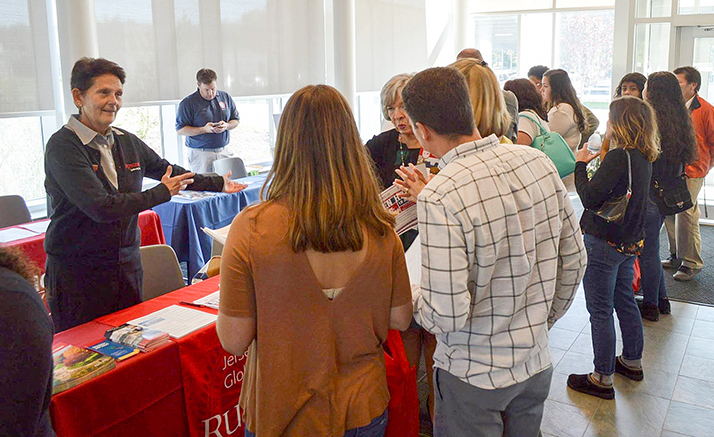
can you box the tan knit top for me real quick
[219,201,411,436]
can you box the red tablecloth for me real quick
[0,210,166,271]
[50,322,188,437]
[52,277,239,437]
[97,277,244,437]
[51,276,417,437]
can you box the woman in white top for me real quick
[504,78,551,146]
[542,69,586,191]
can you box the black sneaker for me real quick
[637,300,659,322]
[659,298,671,315]
[567,373,615,400]
[661,254,681,270]
[674,265,701,282]
[615,356,644,381]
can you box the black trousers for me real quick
[46,250,143,332]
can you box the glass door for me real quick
[677,26,714,220]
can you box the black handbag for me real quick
[592,150,631,224]
[652,164,693,216]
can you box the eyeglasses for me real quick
[387,103,405,115]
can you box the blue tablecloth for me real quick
[152,174,267,279]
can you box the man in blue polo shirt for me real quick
[176,68,240,173]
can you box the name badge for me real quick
[219,101,226,110]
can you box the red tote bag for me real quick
[632,257,641,293]
[383,329,420,437]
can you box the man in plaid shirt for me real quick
[400,67,586,436]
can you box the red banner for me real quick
[177,322,247,437]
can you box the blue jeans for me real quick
[244,410,388,437]
[582,233,644,376]
[640,194,668,307]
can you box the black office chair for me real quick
[0,195,31,227]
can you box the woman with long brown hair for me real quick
[217,85,413,436]
[568,96,659,400]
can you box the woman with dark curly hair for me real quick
[615,72,647,99]
[639,71,698,321]
[0,247,54,436]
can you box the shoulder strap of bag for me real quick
[625,150,632,193]
[518,113,548,137]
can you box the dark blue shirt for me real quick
[176,89,240,150]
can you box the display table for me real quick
[0,210,166,272]
[152,174,266,279]
[50,275,417,437]
[51,277,243,437]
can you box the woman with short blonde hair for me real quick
[218,84,413,436]
[450,58,512,141]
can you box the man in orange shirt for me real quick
[662,67,714,281]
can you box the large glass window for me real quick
[94,0,160,103]
[113,106,163,156]
[0,0,53,113]
[470,0,551,13]
[679,0,714,15]
[634,23,671,75]
[519,13,553,78]
[226,98,272,164]
[0,116,46,201]
[636,0,672,18]
[556,0,614,7]
[555,10,615,130]
[357,92,383,143]
[473,15,519,86]
[693,37,714,102]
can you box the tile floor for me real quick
[542,285,714,437]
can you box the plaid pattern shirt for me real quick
[413,134,586,389]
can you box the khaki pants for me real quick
[187,147,231,174]
[664,177,704,270]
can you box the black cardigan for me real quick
[44,126,224,260]
[365,129,420,189]
[575,148,652,245]
[0,267,55,437]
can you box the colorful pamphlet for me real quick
[52,343,116,394]
[104,324,170,352]
[88,340,141,361]
[380,184,418,235]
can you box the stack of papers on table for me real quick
[17,220,51,233]
[174,190,218,200]
[0,220,51,243]
[0,227,38,243]
[128,305,217,339]
[202,225,231,245]
[104,324,170,352]
[193,291,220,309]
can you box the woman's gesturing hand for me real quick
[161,165,195,195]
